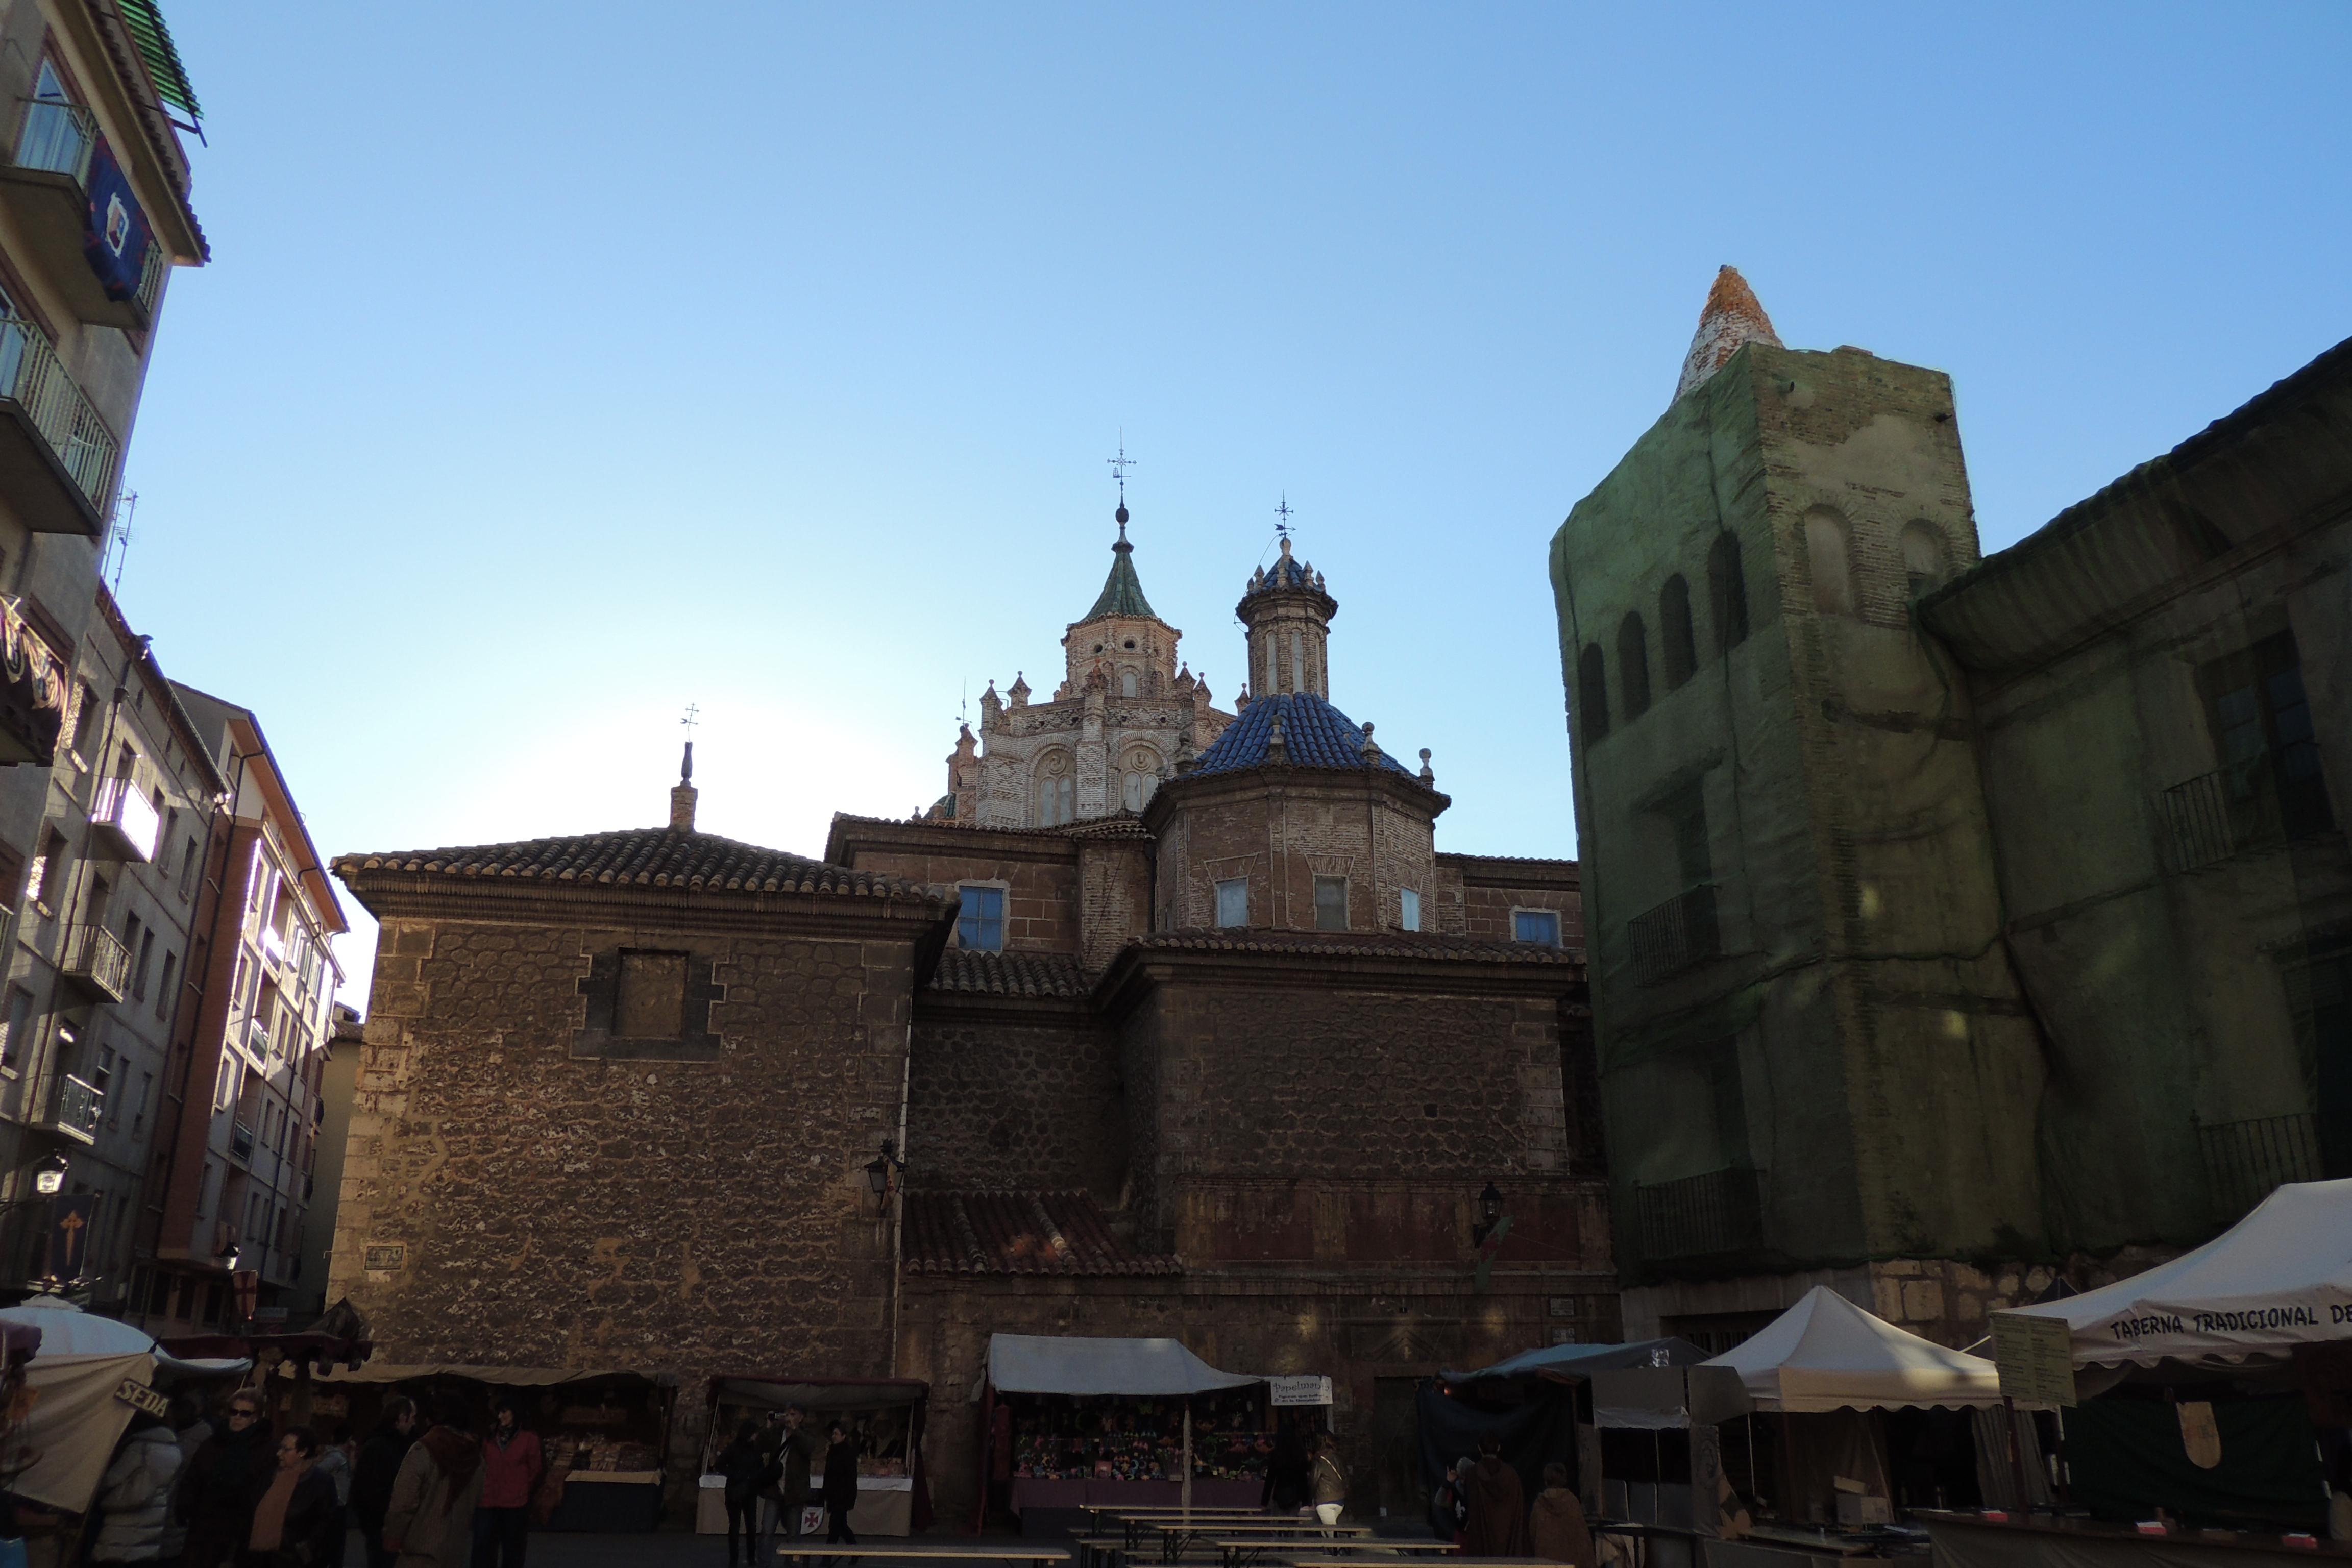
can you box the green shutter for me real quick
[115,0,201,121]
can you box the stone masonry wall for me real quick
[1154,774,1439,934]
[845,839,1082,954]
[1435,855,1584,946]
[905,1002,1124,1199]
[329,897,923,1512]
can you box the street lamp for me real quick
[30,1154,65,1197]
[1471,1182,1505,1247]
[864,1140,905,1204]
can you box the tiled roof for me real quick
[1079,516,1157,622]
[1060,814,1153,841]
[333,827,930,899]
[928,948,1089,999]
[1130,927,1581,964]
[902,1190,1181,1277]
[1243,538,1327,599]
[1191,693,1414,777]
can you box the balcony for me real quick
[0,99,164,331]
[2161,758,2338,875]
[58,922,129,1001]
[41,1073,102,1143]
[88,775,159,861]
[2197,1112,2324,1223]
[1635,1164,1767,1261]
[0,595,68,765]
[246,1020,271,1060]
[228,1119,255,1162]
[1627,883,1722,985]
[0,316,117,536]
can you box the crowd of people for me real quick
[710,1409,866,1568]
[78,1387,550,1568]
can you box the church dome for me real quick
[1189,691,1411,777]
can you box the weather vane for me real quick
[681,702,700,739]
[1274,494,1293,536]
[1107,433,1136,506]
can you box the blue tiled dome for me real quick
[1191,692,1413,777]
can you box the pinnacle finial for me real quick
[1675,265,1782,405]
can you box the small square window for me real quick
[1514,909,1561,946]
[1215,878,1248,929]
[958,885,1006,951]
[1313,877,1349,932]
[615,951,688,1039]
[1399,888,1422,933]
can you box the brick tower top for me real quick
[1673,265,1781,405]
[1059,505,1182,701]
[1237,536,1338,700]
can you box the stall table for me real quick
[1926,1513,2349,1567]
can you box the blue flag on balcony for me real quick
[81,139,151,304]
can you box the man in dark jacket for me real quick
[349,1399,418,1568]
[249,1426,346,1568]
[820,1422,859,1548]
[767,1407,816,1548]
[177,1389,273,1568]
[1463,1437,1528,1559]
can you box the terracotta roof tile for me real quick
[928,948,1089,999]
[902,1190,1180,1277]
[332,827,933,900]
[1131,927,1581,964]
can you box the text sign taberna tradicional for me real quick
[1990,1312,2076,1406]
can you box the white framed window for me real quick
[1513,908,1562,946]
[1215,878,1248,929]
[1399,888,1422,932]
[1313,876,1349,932]
[957,884,1006,951]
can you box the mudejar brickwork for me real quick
[329,516,1607,1524]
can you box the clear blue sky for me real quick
[116,3,2351,1002]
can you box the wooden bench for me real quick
[1147,1524,1366,1565]
[1209,1534,1383,1568]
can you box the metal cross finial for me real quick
[1274,494,1292,533]
[1107,433,1136,504]
[680,702,700,738]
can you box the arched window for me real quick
[1121,747,1160,813]
[1118,668,1138,698]
[1900,520,1947,598]
[1035,754,1076,827]
[1709,533,1749,654]
[1577,645,1610,742]
[1618,612,1651,720]
[1805,507,1855,615]
[1660,575,1696,690]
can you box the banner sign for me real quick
[45,1193,92,1283]
[113,1378,167,1419]
[0,597,68,766]
[1267,1376,1332,1407]
[1990,1311,2075,1406]
[80,138,152,303]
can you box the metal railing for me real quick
[228,1120,255,1161]
[2196,1112,2322,1222]
[48,1073,101,1139]
[246,1020,271,1059]
[1628,883,1721,985]
[11,99,165,323]
[59,922,129,999]
[89,774,160,861]
[2160,772,2236,873]
[0,317,117,514]
[1635,1164,1766,1260]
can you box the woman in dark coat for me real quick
[820,1422,860,1546]
[177,1391,273,1568]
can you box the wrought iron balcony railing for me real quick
[8,98,164,325]
[228,1119,255,1162]
[89,775,159,862]
[1635,1164,1766,1261]
[2196,1111,2322,1223]
[0,317,118,525]
[58,922,129,1000]
[45,1072,102,1142]
[1627,883,1722,985]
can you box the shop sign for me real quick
[1268,1376,1332,1407]
[1989,1311,2075,1406]
[363,1243,406,1277]
[113,1378,168,1419]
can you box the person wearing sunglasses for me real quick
[176,1394,272,1568]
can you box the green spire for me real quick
[1080,505,1157,621]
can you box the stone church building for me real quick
[327,516,1607,1523]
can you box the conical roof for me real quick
[1674,265,1782,404]
[1079,506,1157,621]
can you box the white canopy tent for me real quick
[1704,1286,2010,1411]
[0,1296,248,1513]
[2000,1178,2352,1370]
[983,1334,1261,1398]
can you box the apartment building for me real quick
[128,686,342,1332]
[0,0,206,1289]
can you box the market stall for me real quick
[1704,1287,2035,1536]
[696,1377,929,1537]
[313,1362,676,1531]
[1988,1178,2352,1537]
[976,1334,1280,1536]
[0,1295,248,1517]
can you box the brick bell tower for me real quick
[1237,536,1337,699]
